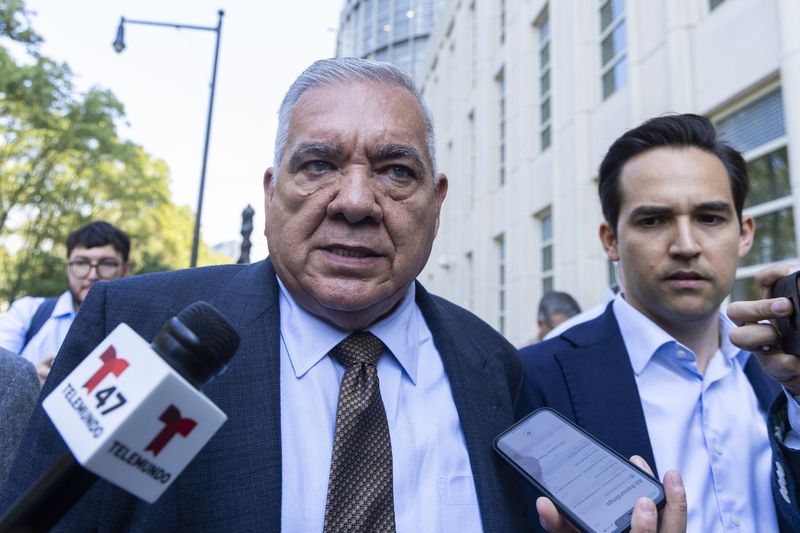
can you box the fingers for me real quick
[753,264,799,298]
[659,470,688,533]
[727,297,793,327]
[629,455,654,477]
[535,497,578,533]
[629,497,658,533]
[35,357,54,385]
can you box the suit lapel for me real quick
[555,305,658,474]
[743,354,782,413]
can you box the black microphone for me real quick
[0,301,240,533]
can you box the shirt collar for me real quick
[277,278,419,384]
[54,291,77,318]
[614,293,748,376]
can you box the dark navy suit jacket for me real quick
[1,259,529,531]
[519,303,800,531]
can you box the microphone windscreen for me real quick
[176,301,240,365]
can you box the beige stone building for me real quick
[409,0,800,346]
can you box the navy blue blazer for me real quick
[1,259,529,531]
[519,303,800,531]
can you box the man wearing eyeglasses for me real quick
[0,221,130,383]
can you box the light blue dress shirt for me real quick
[614,294,792,531]
[0,291,75,365]
[277,279,482,533]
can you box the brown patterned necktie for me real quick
[323,331,396,533]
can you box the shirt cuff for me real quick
[783,388,800,450]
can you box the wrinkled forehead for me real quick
[287,82,431,158]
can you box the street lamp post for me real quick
[113,10,224,268]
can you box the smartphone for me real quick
[773,271,800,355]
[494,408,665,533]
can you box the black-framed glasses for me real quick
[67,259,122,280]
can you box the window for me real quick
[719,88,797,301]
[499,0,506,44]
[363,0,375,53]
[599,0,627,99]
[468,110,476,209]
[471,2,477,87]
[377,0,391,48]
[536,8,551,151]
[497,69,506,186]
[539,209,554,292]
[496,235,506,334]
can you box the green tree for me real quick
[0,0,229,306]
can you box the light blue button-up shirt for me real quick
[614,294,784,531]
[0,291,75,365]
[278,279,482,533]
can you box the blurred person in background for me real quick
[536,291,581,341]
[0,221,130,383]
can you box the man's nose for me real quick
[669,219,702,258]
[327,168,383,224]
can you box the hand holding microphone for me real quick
[0,301,239,533]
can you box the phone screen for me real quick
[495,409,664,533]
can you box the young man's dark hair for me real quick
[66,221,131,262]
[598,113,749,231]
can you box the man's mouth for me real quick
[326,246,377,259]
[666,270,707,281]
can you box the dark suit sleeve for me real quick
[768,395,800,532]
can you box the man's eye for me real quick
[304,160,334,173]
[72,261,90,267]
[638,217,661,227]
[698,214,723,225]
[385,165,415,180]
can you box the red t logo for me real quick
[83,345,129,393]
[145,405,197,456]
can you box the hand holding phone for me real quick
[495,408,666,533]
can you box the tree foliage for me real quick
[0,0,229,306]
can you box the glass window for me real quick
[741,208,797,267]
[539,209,554,293]
[363,0,374,52]
[717,89,785,153]
[746,146,791,207]
[600,0,625,31]
[599,0,627,99]
[496,235,506,334]
[537,7,552,152]
[377,0,391,48]
[497,71,506,186]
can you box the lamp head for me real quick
[113,18,125,53]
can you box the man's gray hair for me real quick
[273,57,438,184]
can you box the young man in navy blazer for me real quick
[520,114,800,532]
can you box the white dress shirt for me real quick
[0,291,75,365]
[278,279,482,533]
[614,293,789,531]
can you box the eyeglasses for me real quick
[67,259,122,280]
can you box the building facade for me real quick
[336,0,445,77]
[415,0,800,346]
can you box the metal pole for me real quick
[190,9,224,267]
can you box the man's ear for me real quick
[432,173,448,237]
[599,221,620,262]
[738,214,755,258]
[264,168,275,208]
